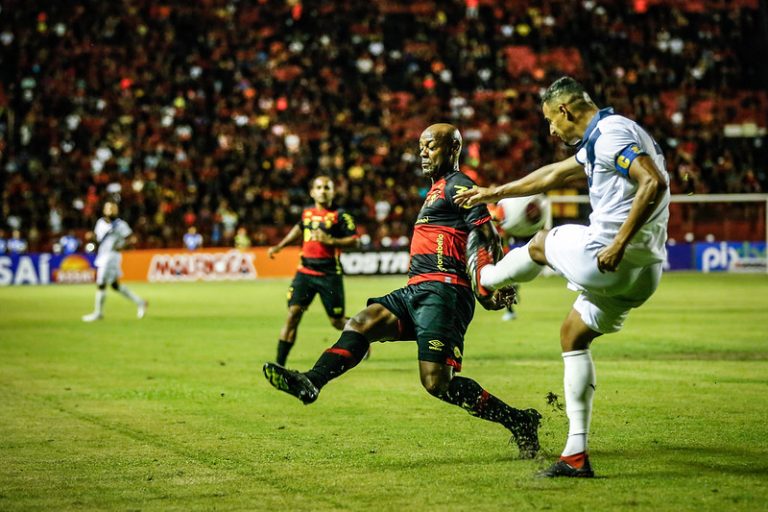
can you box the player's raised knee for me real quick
[528,230,549,265]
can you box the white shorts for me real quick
[96,258,122,286]
[545,225,662,334]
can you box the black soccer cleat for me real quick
[263,363,319,405]
[537,456,595,478]
[508,408,542,459]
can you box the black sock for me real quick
[276,340,293,367]
[441,376,524,429]
[305,330,370,389]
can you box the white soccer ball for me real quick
[495,195,549,238]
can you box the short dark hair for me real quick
[541,76,594,111]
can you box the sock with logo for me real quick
[276,340,294,367]
[305,330,370,389]
[561,349,596,460]
[441,376,525,429]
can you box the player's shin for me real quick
[442,376,526,428]
[304,330,370,389]
[561,350,596,458]
[276,340,294,367]
[95,289,106,314]
[479,242,544,290]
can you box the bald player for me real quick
[264,124,542,459]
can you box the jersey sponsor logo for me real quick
[148,250,257,282]
[453,184,473,209]
[435,233,447,271]
[424,182,445,207]
[428,339,444,351]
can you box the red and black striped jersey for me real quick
[408,171,492,287]
[298,206,357,276]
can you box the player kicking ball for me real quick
[455,77,670,477]
[82,201,147,322]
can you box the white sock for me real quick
[561,349,596,456]
[118,285,143,305]
[94,290,106,315]
[479,242,544,290]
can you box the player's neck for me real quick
[578,106,600,136]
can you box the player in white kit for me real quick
[455,77,669,478]
[82,201,147,322]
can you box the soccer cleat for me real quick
[82,312,103,322]
[501,309,517,321]
[138,301,148,319]
[537,456,595,478]
[508,408,542,459]
[263,363,319,405]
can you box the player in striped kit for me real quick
[82,201,147,322]
[455,76,670,477]
[267,176,359,367]
[263,124,541,459]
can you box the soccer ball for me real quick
[494,195,549,238]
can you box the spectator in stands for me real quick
[7,230,28,255]
[234,226,251,250]
[1,1,765,248]
[59,230,81,255]
[183,226,204,251]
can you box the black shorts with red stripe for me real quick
[287,272,345,319]
[367,281,475,371]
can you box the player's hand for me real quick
[479,286,517,310]
[453,186,499,208]
[596,242,625,273]
[311,229,333,245]
[267,246,280,259]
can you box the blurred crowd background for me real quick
[1,0,767,252]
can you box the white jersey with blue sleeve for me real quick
[94,217,132,268]
[574,108,670,265]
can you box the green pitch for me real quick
[1,273,767,511]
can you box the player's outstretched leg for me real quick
[437,375,542,459]
[263,330,370,404]
[263,363,319,404]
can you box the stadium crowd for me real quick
[1,0,766,251]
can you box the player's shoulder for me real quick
[597,113,640,135]
[447,170,476,185]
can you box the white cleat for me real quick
[502,310,517,321]
[137,301,148,319]
[82,312,103,322]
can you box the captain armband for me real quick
[614,143,647,176]
[466,226,505,310]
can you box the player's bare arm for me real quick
[454,156,583,207]
[311,230,359,249]
[597,155,668,272]
[268,224,302,259]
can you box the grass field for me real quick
[1,273,767,511]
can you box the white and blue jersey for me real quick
[94,217,132,267]
[574,107,670,265]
